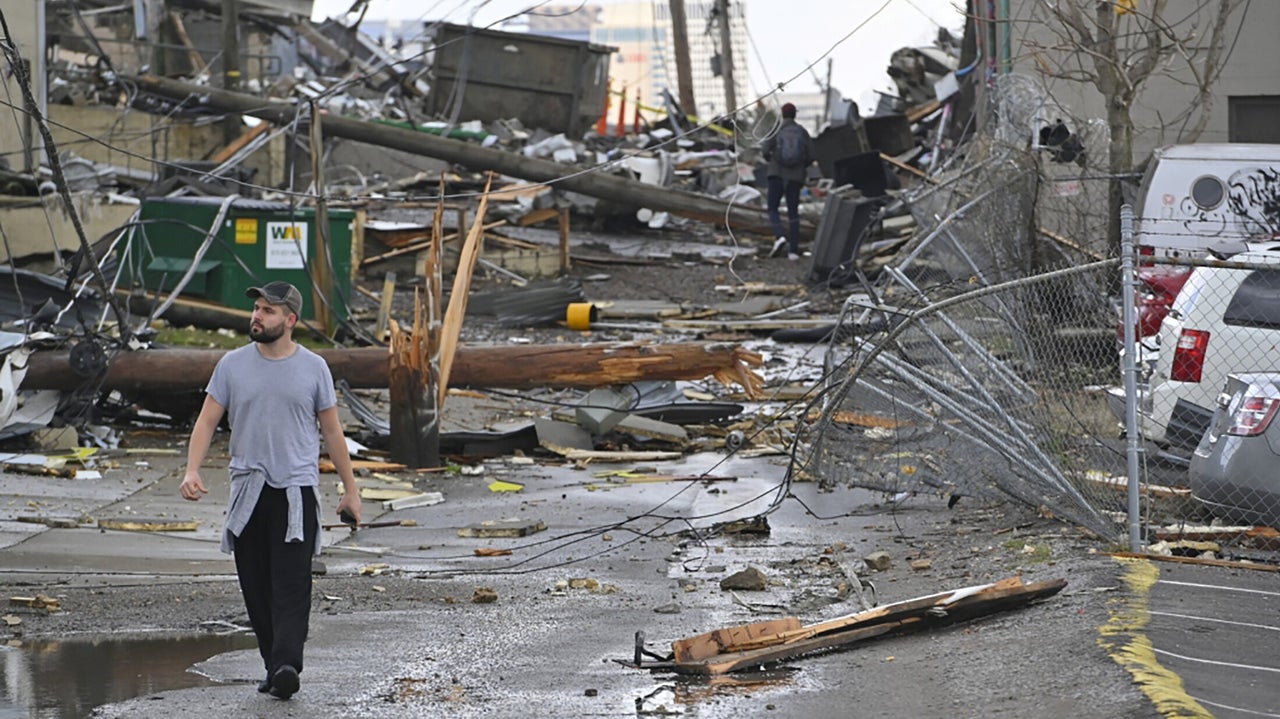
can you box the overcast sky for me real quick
[310,0,965,110]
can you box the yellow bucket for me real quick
[566,302,597,330]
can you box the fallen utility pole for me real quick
[23,343,764,397]
[127,75,793,237]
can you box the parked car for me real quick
[1117,265,1194,343]
[1190,372,1280,526]
[1141,244,1280,451]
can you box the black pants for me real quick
[767,175,803,254]
[233,485,317,677]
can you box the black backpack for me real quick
[776,123,808,168]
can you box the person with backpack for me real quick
[762,102,814,260]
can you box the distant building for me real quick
[587,1,750,121]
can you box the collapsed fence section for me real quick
[798,258,1124,541]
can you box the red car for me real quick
[1118,265,1193,341]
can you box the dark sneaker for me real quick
[769,236,787,257]
[269,665,299,700]
[257,677,270,693]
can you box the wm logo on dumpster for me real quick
[265,222,308,269]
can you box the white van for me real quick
[1135,144,1280,258]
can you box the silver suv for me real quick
[1190,372,1280,526]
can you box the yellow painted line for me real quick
[1098,556,1213,718]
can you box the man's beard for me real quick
[249,322,284,343]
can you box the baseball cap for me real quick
[781,102,797,118]
[246,281,303,317]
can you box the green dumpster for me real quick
[128,197,355,323]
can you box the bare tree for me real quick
[1028,0,1246,251]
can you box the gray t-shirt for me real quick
[206,343,336,487]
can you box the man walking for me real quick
[762,102,814,260]
[180,280,362,700]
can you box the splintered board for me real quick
[668,576,1066,675]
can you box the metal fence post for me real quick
[1120,204,1142,552]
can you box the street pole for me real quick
[822,58,833,129]
[220,0,241,143]
[668,0,696,117]
[715,0,736,116]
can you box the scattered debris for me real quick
[8,595,60,612]
[96,517,199,532]
[458,519,547,538]
[719,567,769,592]
[863,551,893,571]
[472,587,499,604]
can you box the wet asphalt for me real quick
[0,436,1274,717]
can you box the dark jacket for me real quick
[762,118,814,183]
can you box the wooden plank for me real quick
[1106,551,1280,573]
[1153,525,1279,549]
[319,459,408,473]
[383,492,445,511]
[438,178,493,407]
[97,518,199,532]
[670,577,1067,675]
[515,207,560,227]
[374,271,397,341]
[458,519,547,538]
[563,449,683,461]
[1083,473,1190,499]
[359,221,506,267]
[673,617,802,663]
[558,206,571,273]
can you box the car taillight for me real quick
[1227,396,1280,436]
[1170,329,1210,383]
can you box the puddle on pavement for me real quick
[635,668,799,716]
[0,631,257,718]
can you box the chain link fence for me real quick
[1135,254,1280,550]
[790,73,1280,555]
[796,75,1134,542]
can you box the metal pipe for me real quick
[1120,204,1143,552]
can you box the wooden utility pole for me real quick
[23,343,766,396]
[715,0,737,115]
[220,0,241,143]
[388,300,439,468]
[308,102,335,335]
[668,0,697,116]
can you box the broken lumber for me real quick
[458,519,546,538]
[129,75,802,237]
[97,517,199,532]
[438,177,492,407]
[1106,552,1280,573]
[23,343,764,397]
[667,576,1066,675]
[388,306,440,468]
